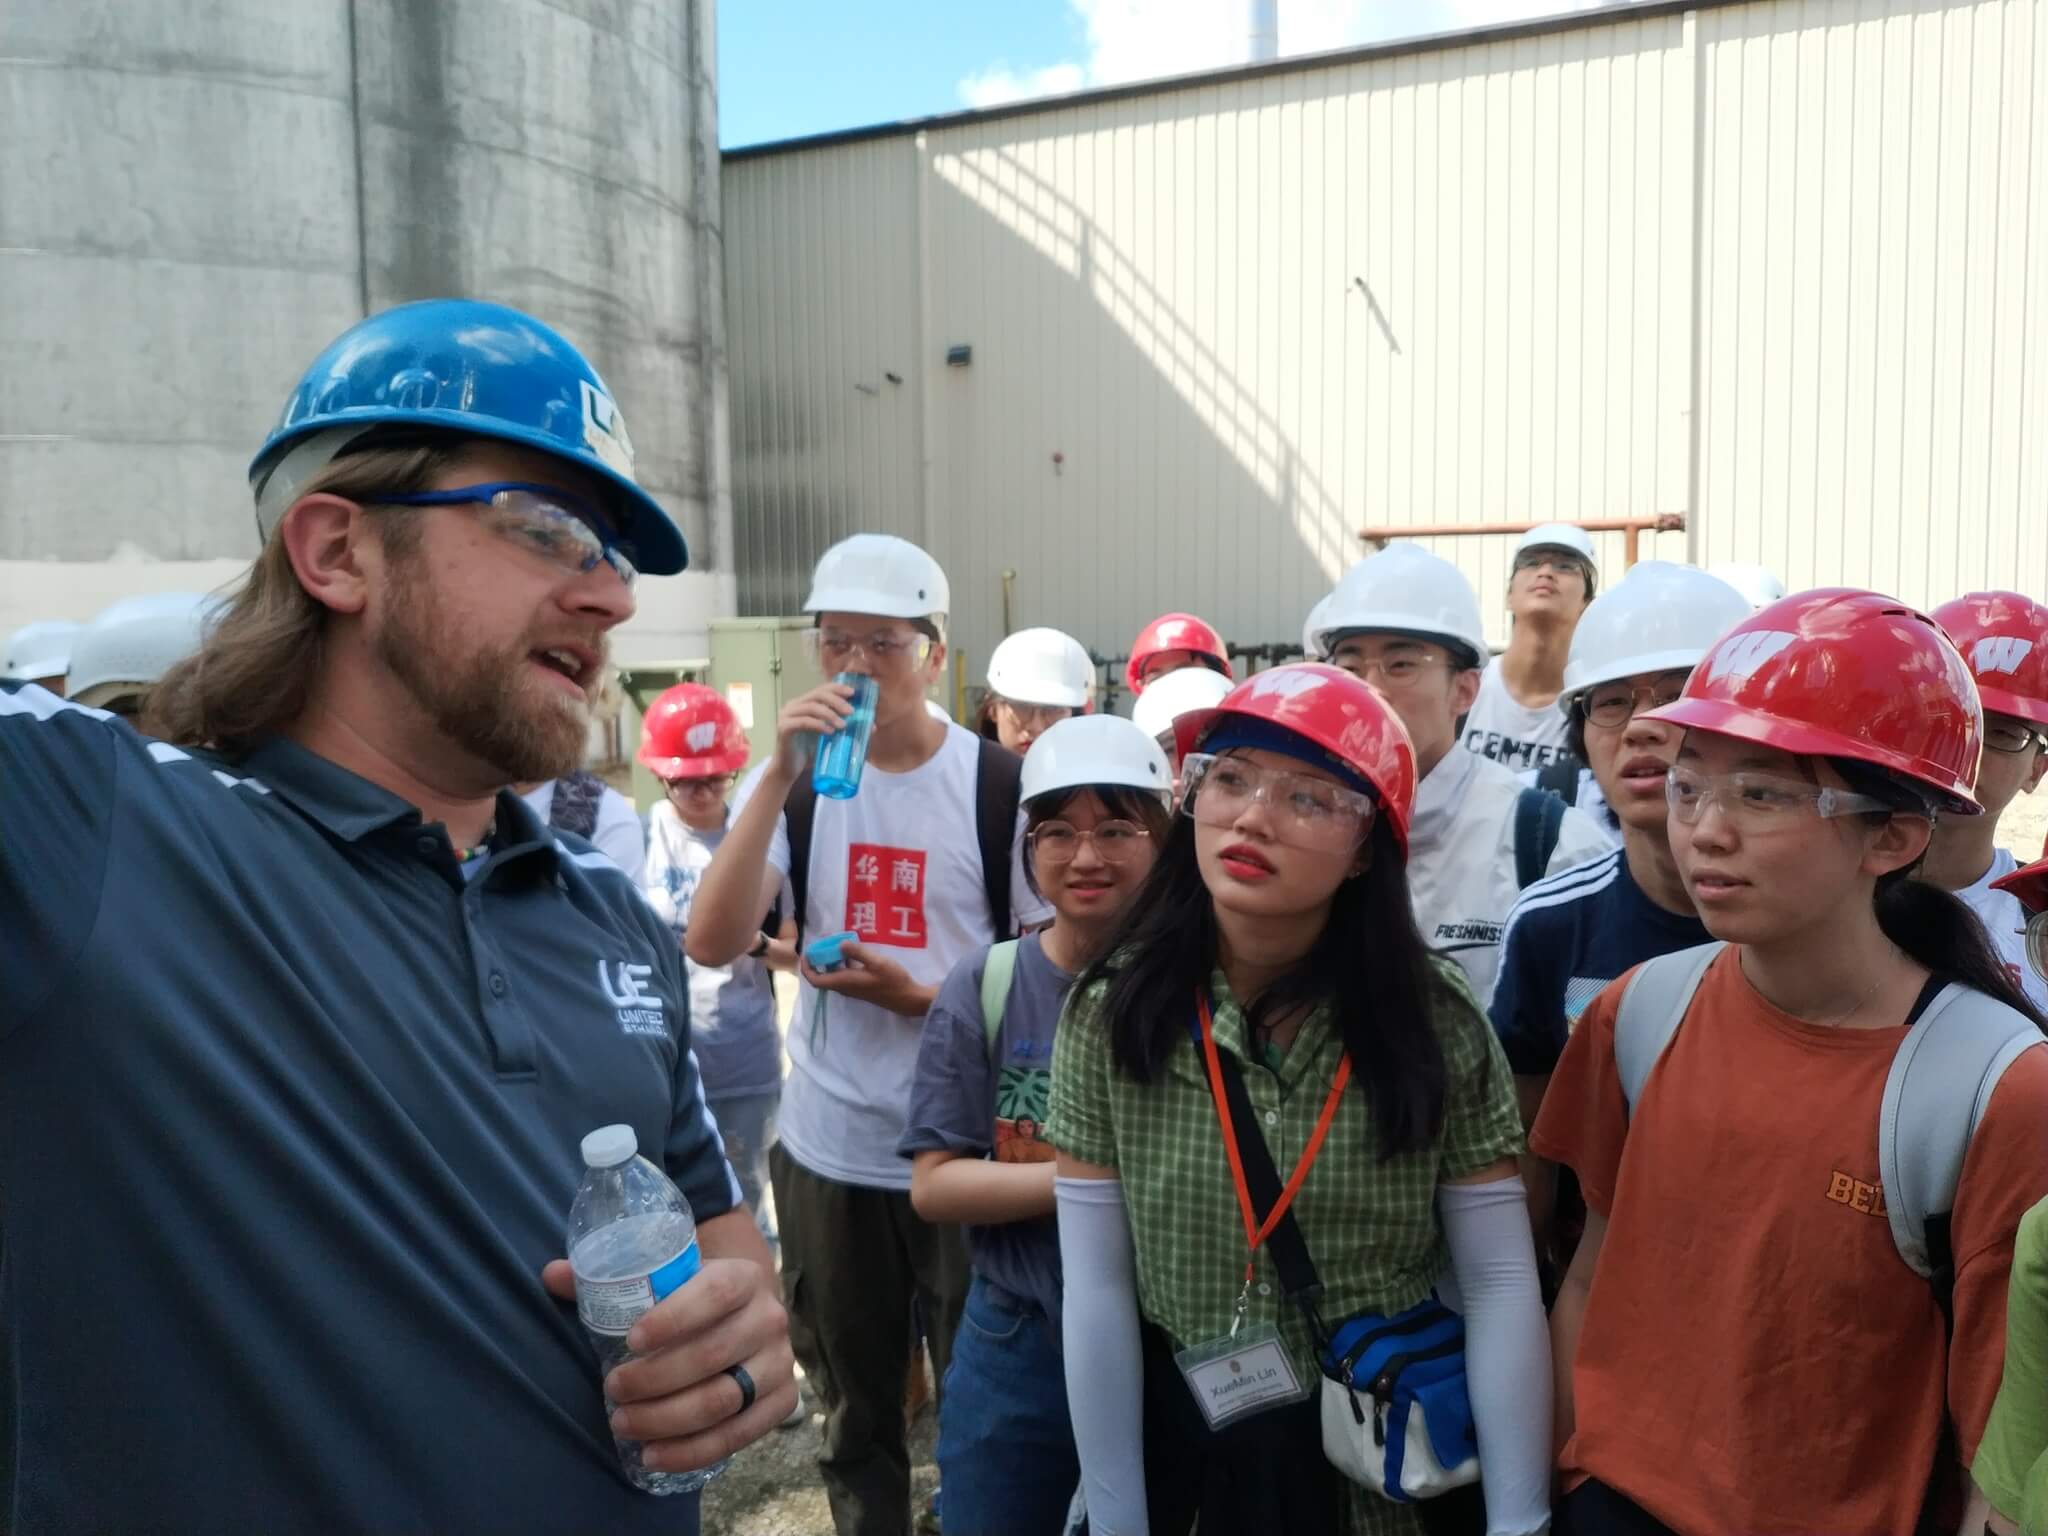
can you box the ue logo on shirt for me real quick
[598,959,667,1036]
[847,843,928,948]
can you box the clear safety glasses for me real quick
[1664,766,1895,832]
[1179,751,1376,851]
[803,627,934,673]
[378,482,639,587]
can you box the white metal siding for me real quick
[724,0,2047,685]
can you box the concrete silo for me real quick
[0,0,729,657]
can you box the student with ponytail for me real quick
[1536,590,2048,1536]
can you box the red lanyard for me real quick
[1194,991,1352,1290]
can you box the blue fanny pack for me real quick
[1318,1297,1479,1500]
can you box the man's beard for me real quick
[374,568,601,784]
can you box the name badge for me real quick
[1173,1321,1312,1430]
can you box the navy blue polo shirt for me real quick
[1488,845,1712,1077]
[1,684,739,1535]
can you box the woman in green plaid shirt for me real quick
[1045,663,1553,1536]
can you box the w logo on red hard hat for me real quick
[1971,636,2035,676]
[685,721,719,752]
[1705,630,1797,685]
[1246,668,1325,703]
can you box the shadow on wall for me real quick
[919,128,1352,685]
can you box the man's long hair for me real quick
[144,441,461,753]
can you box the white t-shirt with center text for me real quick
[1462,657,1574,772]
[733,725,1048,1189]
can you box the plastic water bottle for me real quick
[812,671,878,800]
[567,1123,726,1495]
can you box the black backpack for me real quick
[781,736,1024,942]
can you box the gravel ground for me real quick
[700,1372,939,1536]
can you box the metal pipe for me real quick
[1000,568,1017,636]
[1247,0,1279,62]
[1358,514,1685,568]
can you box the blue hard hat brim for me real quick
[252,411,688,576]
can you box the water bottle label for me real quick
[649,1237,701,1301]
[576,1238,701,1336]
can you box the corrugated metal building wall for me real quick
[724,0,2047,687]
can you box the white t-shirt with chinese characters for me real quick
[1954,846,2048,1016]
[1462,657,1575,772]
[733,724,1050,1190]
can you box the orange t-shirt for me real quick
[1532,949,2048,1536]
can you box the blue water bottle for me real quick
[812,673,878,800]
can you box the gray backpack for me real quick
[1614,941,2043,1299]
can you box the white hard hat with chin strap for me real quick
[1558,561,1751,715]
[1308,542,1490,668]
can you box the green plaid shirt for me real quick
[1046,960,1523,1535]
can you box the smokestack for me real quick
[1247,0,1278,63]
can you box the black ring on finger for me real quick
[724,1363,756,1416]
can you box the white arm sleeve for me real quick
[1056,1175,1149,1536]
[1440,1176,1552,1536]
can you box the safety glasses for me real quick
[803,626,934,673]
[1665,765,1895,831]
[377,482,639,587]
[1180,751,1376,850]
[1029,819,1152,865]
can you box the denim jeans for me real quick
[707,1090,778,1249]
[936,1273,1081,1536]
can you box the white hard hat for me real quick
[1307,543,1489,668]
[987,627,1095,709]
[1130,664,1233,743]
[67,591,219,709]
[1559,561,1751,712]
[1515,522,1599,565]
[1020,713,1172,804]
[4,619,83,681]
[801,534,950,622]
[1705,562,1788,611]
[1301,593,1335,661]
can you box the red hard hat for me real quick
[1992,855,2048,914]
[1642,588,1984,814]
[1127,612,1233,693]
[1931,591,2048,730]
[1174,662,1419,857]
[637,683,751,779]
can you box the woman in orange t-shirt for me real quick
[1532,589,2048,1536]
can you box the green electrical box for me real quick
[709,615,818,782]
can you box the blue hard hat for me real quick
[250,299,686,575]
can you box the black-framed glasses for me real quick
[663,774,736,798]
[378,482,638,587]
[1582,670,1690,729]
[1985,720,2045,755]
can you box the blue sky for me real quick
[719,0,1608,148]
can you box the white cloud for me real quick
[957,0,1622,109]
[959,61,1089,109]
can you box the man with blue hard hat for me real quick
[0,299,792,1534]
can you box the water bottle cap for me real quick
[580,1124,638,1168]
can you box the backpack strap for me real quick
[1878,986,2044,1283]
[1535,759,1583,802]
[1614,942,1725,1113]
[548,770,606,840]
[1512,786,1568,891]
[979,940,1022,1050]
[975,737,1025,938]
[782,773,819,943]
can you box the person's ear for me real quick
[1451,667,1483,717]
[1863,812,1933,880]
[279,495,377,617]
